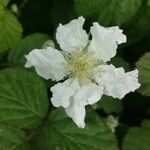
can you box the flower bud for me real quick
[42,40,55,48]
[106,115,119,133]
[10,4,18,14]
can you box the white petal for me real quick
[88,23,127,62]
[25,47,66,81]
[65,83,103,128]
[74,83,103,105]
[56,16,88,53]
[94,65,140,99]
[65,100,86,128]
[125,70,141,92]
[51,79,79,108]
[108,26,127,44]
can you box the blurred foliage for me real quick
[0,0,10,6]
[0,0,149,149]
[136,52,150,96]
[0,4,22,52]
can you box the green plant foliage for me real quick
[0,0,10,6]
[0,0,149,149]
[122,120,150,150]
[0,124,29,150]
[136,52,150,96]
[50,0,75,27]
[148,0,150,6]
[0,5,22,52]
[0,68,49,129]
[20,0,52,34]
[110,56,131,71]
[74,0,101,18]
[74,0,142,25]
[125,2,150,43]
[30,109,118,150]
[94,96,123,114]
[8,33,50,66]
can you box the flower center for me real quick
[65,51,98,85]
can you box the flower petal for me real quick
[88,23,126,62]
[25,47,66,81]
[74,83,103,105]
[56,16,88,53]
[66,83,103,128]
[65,100,86,128]
[51,79,79,108]
[94,65,140,99]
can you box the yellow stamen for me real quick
[65,51,97,85]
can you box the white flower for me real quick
[25,17,140,128]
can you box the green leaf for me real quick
[142,120,150,128]
[148,0,150,6]
[30,108,118,150]
[0,5,22,52]
[74,0,102,18]
[8,33,50,66]
[110,56,131,71]
[98,0,142,26]
[0,124,29,150]
[74,0,142,25]
[93,96,123,114]
[0,0,9,6]
[0,68,49,129]
[125,2,150,42]
[122,120,150,150]
[136,52,150,96]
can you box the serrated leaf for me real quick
[74,0,142,25]
[0,5,22,52]
[0,0,9,6]
[136,52,150,96]
[0,68,49,129]
[93,96,123,114]
[122,120,150,150]
[0,124,29,150]
[30,108,118,150]
[8,33,49,66]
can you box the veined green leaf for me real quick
[125,2,150,43]
[0,124,29,150]
[74,0,142,26]
[30,108,118,150]
[0,68,49,129]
